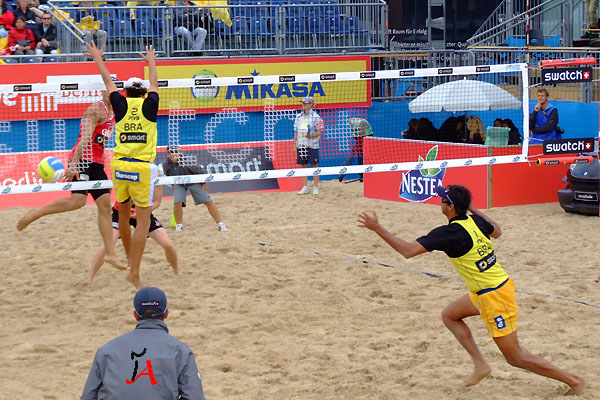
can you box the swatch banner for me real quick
[543,138,596,155]
[541,67,593,84]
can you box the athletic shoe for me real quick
[313,187,319,195]
[297,186,309,195]
[218,222,228,231]
[175,224,183,231]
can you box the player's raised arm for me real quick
[84,42,117,94]
[140,45,158,93]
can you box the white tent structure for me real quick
[408,78,522,113]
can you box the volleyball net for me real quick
[0,63,530,195]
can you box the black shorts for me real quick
[296,147,319,166]
[111,208,163,233]
[71,162,111,200]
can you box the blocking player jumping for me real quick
[17,90,126,271]
[86,41,159,289]
[357,184,586,395]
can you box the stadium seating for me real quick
[22,57,43,63]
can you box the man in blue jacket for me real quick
[80,287,207,400]
[32,11,57,54]
[529,88,561,143]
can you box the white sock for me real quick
[175,224,183,231]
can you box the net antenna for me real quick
[1,63,533,195]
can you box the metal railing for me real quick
[467,0,584,48]
[369,48,599,103]
[22,0,387,61]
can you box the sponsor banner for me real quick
[1,57,369,120]
[490,145,569,207]
[541,67,593,84]
[151,56,371,113]
[154,144,281,194]
[363,138,488,208]
[0,62,144,121]
[543,138,596,155]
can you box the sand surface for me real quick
[0,180,598,399]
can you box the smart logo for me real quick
[191,69,219,103]
[399,145,446,202]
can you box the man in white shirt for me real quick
[294,96,323,195]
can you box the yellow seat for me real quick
[77,15,102,31]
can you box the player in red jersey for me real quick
[17,90,126,271]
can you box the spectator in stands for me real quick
[416,117,437,141]
[401,118,419,140]
[493,118,503,127]
[529,88,560,143]
[32,11,56,54]
[466,115,485,144]
[502,118,522,145]
[172,0,211,56]
[583,0,599,38]
[12,0,41,28]
[0,0,15,38]
[8,15,34,55]
[456,115,467,142]
[75,1,107,51]
[438,116,462,143]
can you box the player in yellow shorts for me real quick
[357,184,586,395]
[86,41,159,289]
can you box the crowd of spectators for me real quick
[0,0,58,60]
[401,115,522,145]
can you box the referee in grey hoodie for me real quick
[81,287,206,399]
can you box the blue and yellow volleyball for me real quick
[38,156,65,183]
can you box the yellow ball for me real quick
[38,156,65,183]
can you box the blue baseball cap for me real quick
[435,185,453,204]
[134,287,168,319]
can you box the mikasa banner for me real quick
[541,67,593,84]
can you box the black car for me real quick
[558,150,599,216]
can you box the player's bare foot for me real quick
[16,209,39,231]
[565,376,586,396]
[172,265,180,275]
[104,255,127,270]
[464,363,491,387]
[125,273,143,289]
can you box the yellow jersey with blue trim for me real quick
[449,216,508,293]
[114,97,157,162]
